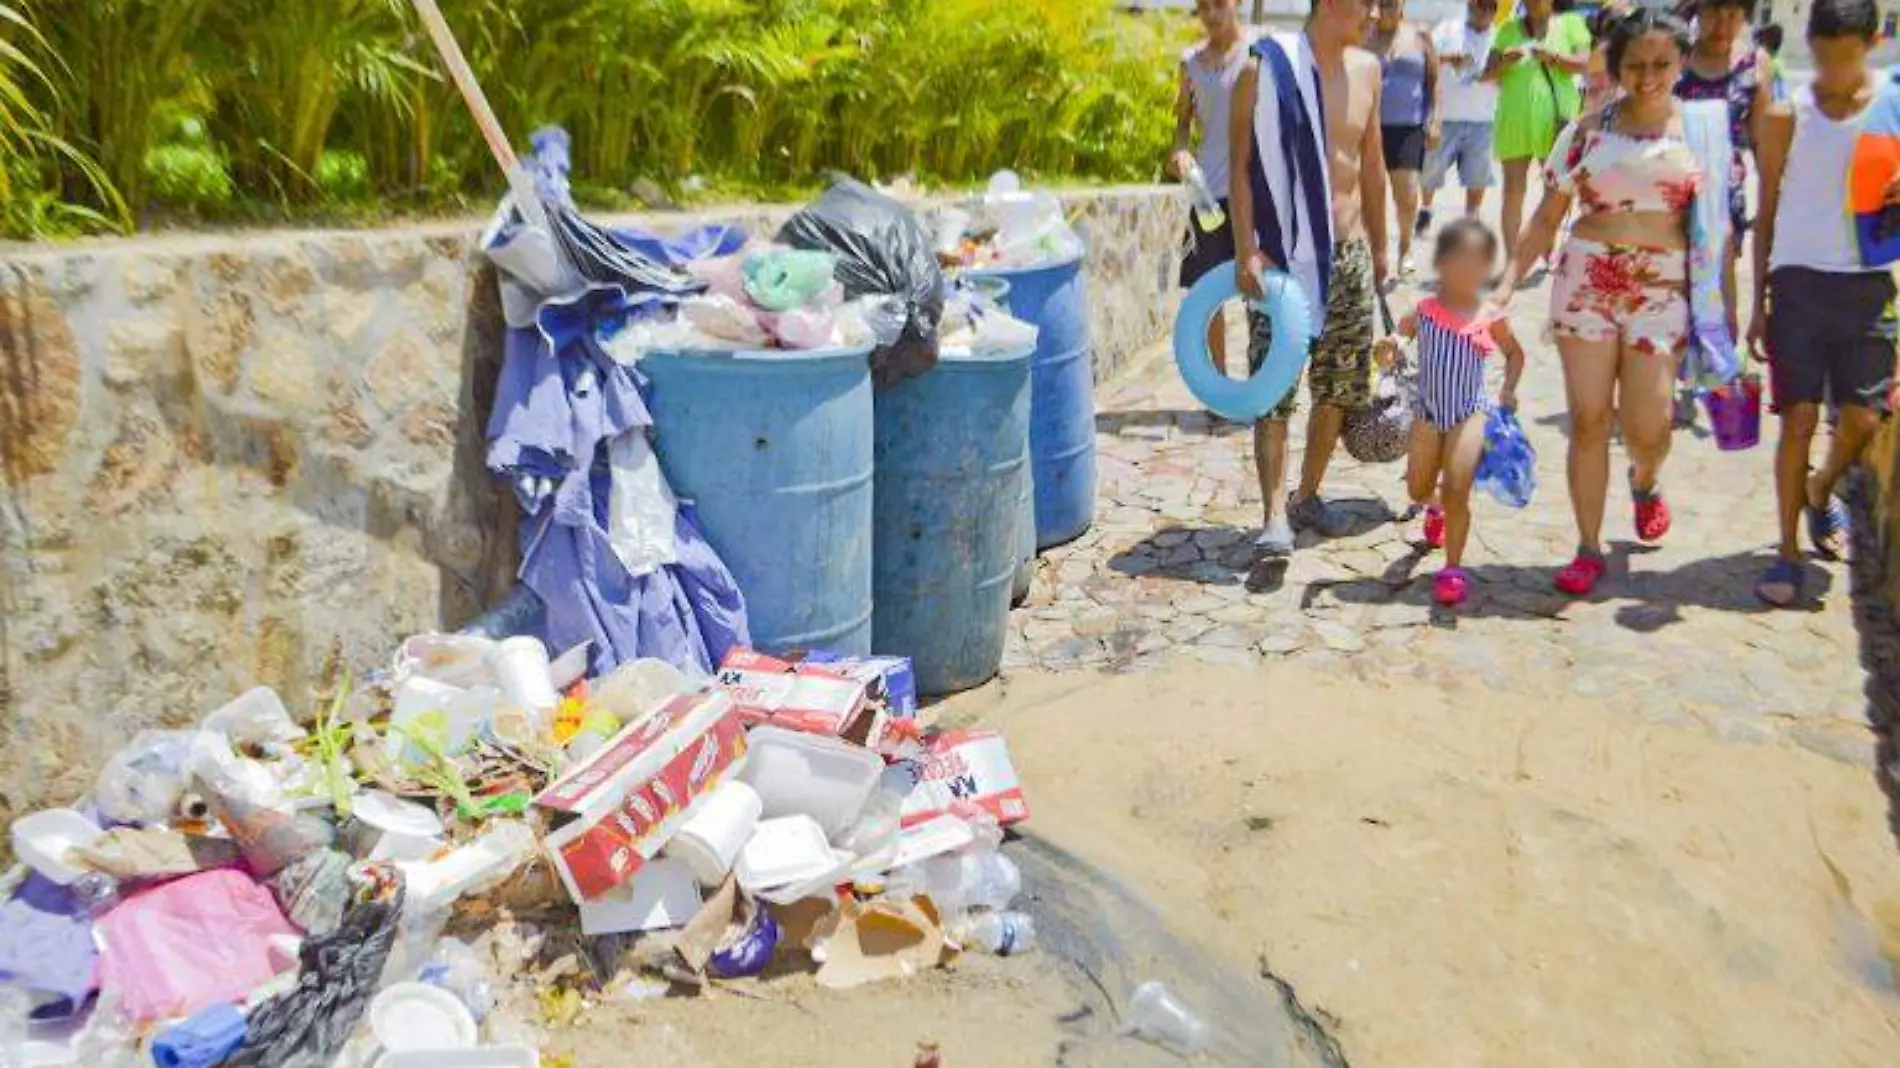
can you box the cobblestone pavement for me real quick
[1003,280,1883,770]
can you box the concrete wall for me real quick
[0,186,1186,821]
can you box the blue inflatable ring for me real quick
[1172,260,1315,423]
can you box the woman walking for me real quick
[1488,0,1593,265]
[1367,0,1439,278]
[1492,10,1715,596]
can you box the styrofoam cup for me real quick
[484,636,560,712]
[666,780,762,886]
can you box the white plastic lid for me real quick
[369,982,478,1052]
[355,790,447,841]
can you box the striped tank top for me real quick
[1414,298,1496,430]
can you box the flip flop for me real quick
[1806,496,1849,561]
[1754,558,1805,608]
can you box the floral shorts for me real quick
[1550,239,1689,358]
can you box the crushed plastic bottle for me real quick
[918,847,1021,916]
[1182,160,1228,234]
[418,938,496,1022]
[956,911,1036,957]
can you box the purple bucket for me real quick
[1702,374,1762,451]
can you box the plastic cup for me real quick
[666,781,763,886]
[1123,980,1212,1055]
[484,636,560,712]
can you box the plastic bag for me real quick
[95,732,196,825]
[742,249,836,311]
[223,875,405,1068]
[95,869,301,1023]
[777,177,945,386]
[1475,408,1537,508]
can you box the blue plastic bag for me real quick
[1474,408,1536,509]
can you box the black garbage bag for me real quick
[223,879,405,1068]
[777,176,945,386]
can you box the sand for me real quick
[554,659,1900,1067]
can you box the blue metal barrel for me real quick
[872,345,1032,696]
[642,347,873,655]
[968,253,1096,548]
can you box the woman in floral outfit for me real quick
[1491,9,1717,597]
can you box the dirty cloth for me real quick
[484,131,749,679]
[0,876,99,1018]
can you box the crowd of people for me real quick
[1170,0,1893,609]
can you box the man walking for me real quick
[1230,0,1389,555]
[1419,0,1499,234]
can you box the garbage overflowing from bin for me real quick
[0,632,1037,1066]
[935,171,1086,272]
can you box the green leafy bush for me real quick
[141,144,234,212]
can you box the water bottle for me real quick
[960,911,1036,956]
[1182,160,1227,233]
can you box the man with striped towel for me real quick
[1230,0,1390,557]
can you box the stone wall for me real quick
[0,186,1186,820]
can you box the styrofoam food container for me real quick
[665,780,762,886]
[11,809,104,885]
[369,982,477,1052]
[578,857,701,935]
[484,635,560,712]
[355,790,446,863]
[376,1048,539,1068]
[738,727,881,840]
[735,815,841,893]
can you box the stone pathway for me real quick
[1003,283,1878,769]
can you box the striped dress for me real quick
[1414,298,1497,431]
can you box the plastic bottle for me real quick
[958,911,1036,957]
[920,847,1022,915]
[1182,161,1228,233]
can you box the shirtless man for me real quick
[1230,0,1390,555]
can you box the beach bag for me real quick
[1341,294,1414,464]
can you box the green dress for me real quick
[1492,13,1592,162]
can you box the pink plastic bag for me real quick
[96,869,300,1022]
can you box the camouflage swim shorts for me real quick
[1246,238,1376,420]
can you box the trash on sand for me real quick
[795,652,919,720]
[716,649,871,738]
[897,730,1029,829]
[150,1003,247,1068]
[740,726,883,840]
[485,636,563,714]
[9,811,104,886]
[387,678,500,767]
[354,790,448,864]
[735,815,849,897]
[72,826,240,881]
[379,1048,540,1068]
[950,910,1036,957]
[1121,980,1212,1055]
[370,981,480,1052]
[577,858,701,935]
[95,869,300,1023]
[811,897,954,990]
[674,877,782,983]
[664,780,763,886]
[400,822,537,916]
[534,689,747,903]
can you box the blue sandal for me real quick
[1754,559,1805,608]
[1806,496,1850,561]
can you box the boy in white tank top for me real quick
[1749,0,1896,607]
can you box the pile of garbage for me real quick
[0,634,1036,1067]
[935,172,1086,271]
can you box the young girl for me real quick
[1376,220,1526,607]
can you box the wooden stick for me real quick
[408,0,548,229]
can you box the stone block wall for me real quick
[0,186,1186,821]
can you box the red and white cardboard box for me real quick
[715,649,869,737]
[536,689,748,902]
[897,730,1029,829]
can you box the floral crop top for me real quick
[1543,111,1701,216]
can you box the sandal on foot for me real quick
[1754,558,1805,607]
[1433,567,1471,606]
[1555,553,1608,597]
[1630,470,1672,543]
[1806,496,1849,561]
[1420,505,1446,550]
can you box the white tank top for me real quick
[1771,87,1875,273]
[1184,36,1255,197]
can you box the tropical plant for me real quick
[0,0,127,236]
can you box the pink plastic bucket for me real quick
[1703,374,1762,452]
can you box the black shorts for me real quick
[1382,124,1427,172]
[1179,202,1236,287]
[1766,266,1898,414]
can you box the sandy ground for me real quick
[551,659,1900,1067]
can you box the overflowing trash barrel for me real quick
[643,347,874,655]
[968,252,1097,548]
[962,275,1036,606]
[871,344,1033,696]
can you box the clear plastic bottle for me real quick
[957,911,1036,957]
[920,847,1022,915]
[1182,161,1228,233]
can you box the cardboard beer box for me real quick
[795,652,918,720]
[896,730,1028,829]
[535,689,747,902]
[715,649,870,737]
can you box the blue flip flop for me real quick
[1754,558,1805,608]
[1806,496,1850,561]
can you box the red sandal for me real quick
[1555,553,1607,597]
[1630,471,1671,543]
